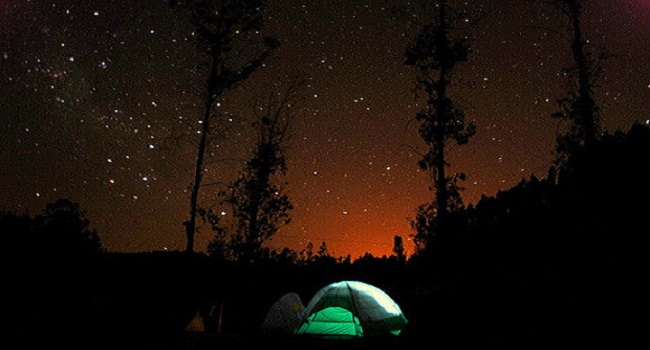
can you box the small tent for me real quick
[184,310,205,332]
[294,280,407,339]
[260,292,306,335]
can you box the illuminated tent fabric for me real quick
[260,292,306,335]
[184,310,205,332]
[294,280,407,339]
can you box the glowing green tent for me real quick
[294,280,408,339]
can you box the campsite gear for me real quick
[185,310,205,332]
[295,280,407,339]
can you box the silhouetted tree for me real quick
[308,241,338,267]
[269,246,299,265]
[392,235,406,263]
[300,241,315,264]
[1,210,34,261]
[542,0,606,166]
[206,79,303,263]
[35,199,103,257]
[404,0,476,256]
[317,241,329,257]
[1,199,103,259]
[170,0,279,252]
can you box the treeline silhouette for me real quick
[418,123,650,347]
[2,123,649,348]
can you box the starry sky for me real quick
[2,0,649,259]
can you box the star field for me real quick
[2,0,649,258]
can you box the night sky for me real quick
[2,0,649,259]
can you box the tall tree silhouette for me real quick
[543,0,605,166]
[207,79,304,262]
[170,0,279,252]
[404,0,476,254]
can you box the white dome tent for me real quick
[294,280,408,339]
[260,292,306,335]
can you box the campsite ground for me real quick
[79,332,417,350]
[159,332,418,350]
[11,252,647,349]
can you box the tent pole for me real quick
[217,300,224,336]
[345,282,362,336]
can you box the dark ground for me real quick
[4,250,648,350]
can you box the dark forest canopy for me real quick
[1,198,103,260]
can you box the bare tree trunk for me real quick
[185,57,219,253]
